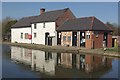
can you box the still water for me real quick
[2,44,120,78]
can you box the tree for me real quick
[2,17,17,40]
[106,22,119,36]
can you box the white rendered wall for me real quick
[52,31,57,46]
[11,27,31,43]
[31,22,56,45]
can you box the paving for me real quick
[2,42,120,58]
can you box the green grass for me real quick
[106,47,120,52]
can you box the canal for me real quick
[2,44,120,79]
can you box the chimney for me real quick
[40,8,45,15]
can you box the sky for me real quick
[2,2,118,24]
[1,0,120,2]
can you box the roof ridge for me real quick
[44,8,69,13]
[55,8,69,21]
[22,15,39,19]
[90,17,95,30]
[21,8,69,19]
[95,17,113,31]
[79,16,94,19]
[56,19,69,30]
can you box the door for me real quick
[103,32,108,47]
[80,32,85,47]
[57,32,61,45]
[45,32,49,45]
[72,32,77,46]
[48,37,52,46]
[112,38,115,47]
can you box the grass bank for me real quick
[2,42,120,58]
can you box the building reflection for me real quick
[11,46,112,78]
[56,53,112,78]
[11,46,56,76]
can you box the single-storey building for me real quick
[57,17,113,49]
[11,8,75,46]
[112,36,120,47]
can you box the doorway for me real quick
[57,32,61,45]
[48,37,52,46]
[80,32,85,47]
[45,32,49,45]
[103,32,108,47]
[72,32,77,46]
[45,32,52,46]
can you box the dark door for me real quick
[48,37,52,46]
[80,32,85,47]
[45,33,49,45]
[103,32,108,47]
[57,32,61,45]
[72,32,77,46]
[112,38,115,47]
[72,54,77,68]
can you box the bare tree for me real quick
[2,17,17,41]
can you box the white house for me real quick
[11,8,75,46]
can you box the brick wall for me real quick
[93,32,103,49]
[85,31,93,49]
[107,32,112,48]
[61,31,112,49]
[55,9,75,29]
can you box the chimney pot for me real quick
[40,8,45,14]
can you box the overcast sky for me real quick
[2,2,118,24]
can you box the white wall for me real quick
[11,22,57,45]
[31,22,56,45]
[52,31,57,46]
[11,27,31,43]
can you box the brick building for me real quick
[57,17,113,49]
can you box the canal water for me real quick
[2,44,120,79]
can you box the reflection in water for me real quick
[11,46,56,76]
[11,46,113,78]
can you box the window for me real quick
[43,23,45,28]
[25,33,28,39]
[86,31,90,39]
[86,35,90,39]
[68,36,71,41]
[34,33,37,38]
[21,33,23,39]
[95,32,98,38]
[34,24,37,29]
[63,36,66,41]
